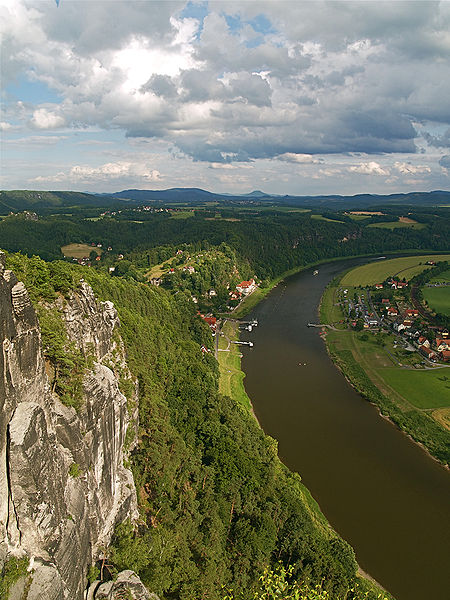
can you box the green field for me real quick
[340,254,450,286]
[61,243,102,258]
[379,368,450,409]
[367,221,426,230]
[218,320,252,410]
[430,269,450,283]
[311,214,343,223]
[170,210,195,219]
[422,286,450,316]
[347,214,370,221]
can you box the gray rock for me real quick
[0,253,139,600]
[94,570,157,600]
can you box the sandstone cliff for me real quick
[0,251,145,599]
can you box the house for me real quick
[418,336,429,347]
[419,345,436,360]
[203,316,217,329]
[387,307,398,316]
[441,349,450,362]
[381,298,390,305]
[236,279,256,295]
[397,282,408,288]
[168,268,175,274]
[404,309,419,318]
[150,277,162,286]
[209,289,217,297]
[403,318,413,328]
[95,255,101,261]
[435,338,449,351]
[375,283,383,289]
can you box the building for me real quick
[419,345,436,360]
[404,309,419,318]
[236,279,256,295]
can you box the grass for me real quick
[217,320,252,410]
[378,367,450,409]
[319,267,450,461]
[422,286,450,316]
[347,214,370,221]
[311,214,343,223]
[367,221,426,230]
[61,243,102,258]
[319,283,345,325]
[340,254,450,286]
[430,268,450,283]
[170,210,195,219]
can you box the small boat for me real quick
[313,270,319,276]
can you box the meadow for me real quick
[367,221,426,230]
[422,286,450,316]
[217,320,252,410]
[61,243,101,258]
[430,268,450,283]
[379,367,450,409]
[340,254,450,286]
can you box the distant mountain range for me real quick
[1,187,449,214]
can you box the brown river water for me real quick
[241,258,450,600]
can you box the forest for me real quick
[3,251,388,600]
[1,195,448,599]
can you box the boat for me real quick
[313,270,319,276]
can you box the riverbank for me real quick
[217,301,395,600]
[231,248,450,319]
[319,271,450,466]
[217,319,253,411]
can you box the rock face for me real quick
[0,252,141,599]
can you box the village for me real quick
[336,267,449,365]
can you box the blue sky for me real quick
[1,0,450,194]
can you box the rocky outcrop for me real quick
[0,252,141,599]
[88,571,158,600]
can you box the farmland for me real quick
[379,367,450,409]
[340,254,450,286]
[61,243,102,258]
[422,286,450,316]
[367,220,426,230]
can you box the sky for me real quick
[1,0,450,196]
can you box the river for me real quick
[241,258,450,600]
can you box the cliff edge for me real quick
[0,251,142,599]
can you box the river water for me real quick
[241,258,450,600]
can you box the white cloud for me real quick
[349,162,390,176]
[3,0,450,193]
[277,153,321,164]
[394,162,431,175]
[30,108,65,130]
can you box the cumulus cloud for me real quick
[3,0,450,192]
[349,162,390,176]
[31,161,162,184]
[277,153,322,164]
[394,162,431,175]
[29,108,65,129]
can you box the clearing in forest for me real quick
[61,243,102,258]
